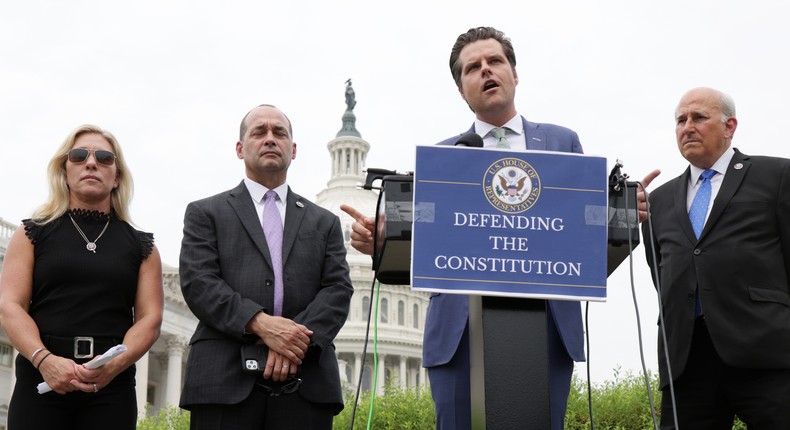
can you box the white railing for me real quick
[0,217,18,245]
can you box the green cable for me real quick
[365,280,381,429]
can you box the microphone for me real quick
[454,132,484,148]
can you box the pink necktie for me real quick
[263,190,284,316]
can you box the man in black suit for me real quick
[640,87,790,428]
[178,104,353,429]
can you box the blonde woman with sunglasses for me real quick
[0,125,164,430]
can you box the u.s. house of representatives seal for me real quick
[483,157,541,214]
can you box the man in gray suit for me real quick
[179,104,353,429]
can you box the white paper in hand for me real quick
[37,344,128,394]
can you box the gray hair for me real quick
[719,91,736,122]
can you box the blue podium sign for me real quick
[411,145,608,301]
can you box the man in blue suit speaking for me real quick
[342,27,585,430]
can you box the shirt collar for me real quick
[243,178,288,204]
[475,113,524,138]
[689,146,735,184]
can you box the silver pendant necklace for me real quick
[69,214,110,253]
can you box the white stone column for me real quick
[353,352,362,389]
[399,356,407,388]
[377,353,386,395]
[337,358,348,385]
[164,336,185,407]
[420,366,427,387]
[9,350,18,399]
[334,148,340,176]
[136,352,150,418]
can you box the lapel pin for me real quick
[295,201,305,208]
[734,163,743,170]
[531,137,542,142]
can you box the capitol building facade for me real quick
[0,87,428,426]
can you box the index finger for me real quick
[340,204,367,223]
[640,169,661,190]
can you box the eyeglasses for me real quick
[67,148,116,166]
[255,377,302,397]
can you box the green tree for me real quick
[136,405,190,430]
[136,372,748,429]
[333,382,435,430]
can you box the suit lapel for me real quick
[227,182,273,267]
[673,168,698,243]
[282,188,306,264]
[522,117,547,150]
[701,150,750,240]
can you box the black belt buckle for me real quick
[74,337,94,359]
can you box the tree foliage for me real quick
[137,371,747,429]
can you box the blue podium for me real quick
[370,145,638,429]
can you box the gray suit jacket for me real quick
[179,181,353,412]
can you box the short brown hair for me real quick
[449,27,517,88]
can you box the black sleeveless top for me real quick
[23,209,154,340]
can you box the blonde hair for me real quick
[32,125,135,224]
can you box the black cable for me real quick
[622,181,660,430]
[348,191,385,430]
[640,181,680,429]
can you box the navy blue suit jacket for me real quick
[423,116,587,368]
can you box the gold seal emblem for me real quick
[483,158,541,213]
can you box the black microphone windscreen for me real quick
[454,133,484,148]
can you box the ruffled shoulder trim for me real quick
[137,230,155,259]
[22,218,44,245]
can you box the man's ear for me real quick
[724,117,738,138]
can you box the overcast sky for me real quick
[3,0,789,386]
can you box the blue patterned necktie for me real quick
[493,127,510,148]
[263,190,284,316]
[688,169,717,239]
[688,168,716,317]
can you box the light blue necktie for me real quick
[263,190,284,316]
[689,169,716,239]
[493,127,509,148]
[688,168,716,316]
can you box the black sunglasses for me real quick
[67,148,116,166]
[255,377,302,397]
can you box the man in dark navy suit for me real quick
[342,27,585,430]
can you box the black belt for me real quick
[43,335,118,361]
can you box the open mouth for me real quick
[483,80,499,91]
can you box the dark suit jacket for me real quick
[179,181,353,412]
[423,116,587,369]
[643,148,790,387]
